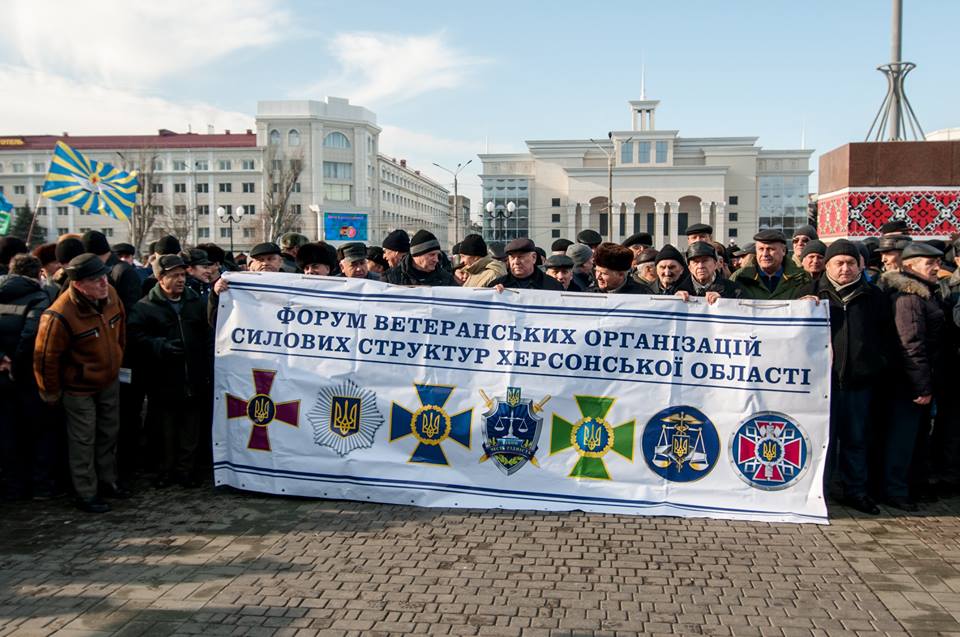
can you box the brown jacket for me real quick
[459,257,507,288]
[33,284,125,398]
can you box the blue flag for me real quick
[41,141,138,221]
[0,191,12,213]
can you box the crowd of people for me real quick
[0,218,957,515]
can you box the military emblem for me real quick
[308,380,383,456]
[550,396,634,480]
[225,369,300,452]
[641,406,718,482]
[730,412,810,491]
[390,384,472,465]
[479,387,549,475]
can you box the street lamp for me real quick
[589,133,632,241]
[485,200,516,241]
[433,159,472,244]
[217,205,241,255]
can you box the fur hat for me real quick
[593,242,634,271]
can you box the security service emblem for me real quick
[550,396,635,480]
[225,369,300,452]
[730,412,810,490]
[390,384,472,465]
[308,380,384,456]
[642,406,719,482]
[479,387,549,475]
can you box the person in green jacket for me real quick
[730,229,810,300]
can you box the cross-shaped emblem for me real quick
[226,369,299,451]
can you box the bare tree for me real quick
[157,191,193,241]
[261,144,304,242]
[116,149,161,253]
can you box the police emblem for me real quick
[550,396,634,480]
[308,380,383,456]
[730,412,810,490]
[641,406,719,482]
[390,384,472,465]
[225,369,300,452]
[479,387,549,475]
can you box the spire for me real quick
[640,63,646,100]
[800,120,805,150]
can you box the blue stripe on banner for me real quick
[227,347,813,395]
[212,460,828,522]
[226,280,831,327]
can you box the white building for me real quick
[0,98,448,253]
[479,95,812,248]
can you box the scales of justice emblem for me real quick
[642,406,719,482]
[479,387,549,475]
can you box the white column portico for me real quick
[668,201,680,247]
[700,200,712,226]
[579,204,590,237]
[653,202,666,248]
[715,201,726,244]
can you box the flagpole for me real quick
[25,194,44,245]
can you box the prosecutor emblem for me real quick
[390,384,472,465]
[308,380,383,456]
[225,368,300,452]
[550,396,634,480]
[479,387,549,475]
[730,412,810,490]
[641,406,719,482]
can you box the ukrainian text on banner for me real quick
[212,273,831,523]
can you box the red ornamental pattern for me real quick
[817,190,960,238]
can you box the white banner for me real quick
[212,272,832,523]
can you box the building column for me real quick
[654,202,666,248]
[580,204,590,236]
[567,203,578,240]
[668,201,680,246]
[715,201,727,245]
[700,200,712,226]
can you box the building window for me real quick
[220,228,230,238]
[271,159,282,171]
[323,132,351,149]
[218,183,232,193]
[221,204,232,214]
[638,141,651,163]
[551,213,561,223]
[551,198,561,207]
[292,182,301,193]
[150,183,163,193]
[174,183,186,193]
[174,205,187,216]
[655,141,668,163]
[173,160,187,171]
[35,185,42,194]
[152,160,163,171]
[197,205,209,215]
[195,160,209,171]
[728,195,739,205]
[728,212,738,222]
[196,183,209,193]
[729,228,738,238]
[33,162,45,173]
[323,184,351,201]
[291,204,302,215]
[242,182,255,193]
[217,160,231,171]
[13,185,24,195]
[288,130,301,147]
[620,141,633,164]
[269,129,280,145]
[57,206,68,216]
[238,204,256,215]
[242,159,255,170]
[151,205,164,215]
[198,227,210,238]
[104,228,114,238]
[37,207,46,216]
[677,213,688,235]
[243,228,255,238]
[12,163,24,173]
[58,227,68,235]
[323,161,353,179]
[290,159,302,172]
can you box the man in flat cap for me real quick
[279,232,309,273]
[622,232,654,260]
[382,229,411,269]
[591,243,648,294]
[297,242,339,276]
[182,248,216,305]
[880,219,910,236]
[112,243,137,266]
[454,234,505,288]
[551,238,574,256]
[544,254,580,291]
[632,248,658,286]
[248,242,284,273]
[566,243,595,291]
[730,229,809,300]
[577,229,602,251]
[384,230,457,286]
[642,244,689,295]
[490,239,563,291]
[34,254,127,513]
[684,223,712,246]
[674,242,742,303]
[141,235,182,297]
[339,242,380,280]
[876,234,912,277]
[128,254,210,489]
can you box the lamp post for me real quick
[589,133,632,241]
[485,200,516,241]
[432,160,472,244]
[217,205,241,255]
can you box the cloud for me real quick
[3,0,290,86]
[0,65,253,135]
[305,32,487,106]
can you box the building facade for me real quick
[479,96,813,248]
[0,98,448,253]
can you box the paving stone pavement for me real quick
[3,487,960,637]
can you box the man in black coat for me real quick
[675,242,742,303]
[589,243,649,294]
[489,239,563,291]
[879,242,946,510]
[384,230,458,287]
[128,255,210,488]
[81,231,141,314]
[798,240,896,514]
[641,244,690,295]
[932,238,960,494]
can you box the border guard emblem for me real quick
[390,384,472,465]
[550,396,634,480]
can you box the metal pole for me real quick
[25,195,43,245]
[453,175,459,244]
[608,155,613,241]
[889,0,903,140]
[229,218,235,255]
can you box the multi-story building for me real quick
[447,195,471,247]
[478,94,812,248]
[0,98,448,253]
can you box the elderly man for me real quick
[544,255,580,291]
[382,229,410,269]
[798,240,895,514]
[591,243,648,294]
[730,230,810,299]
[339,243,381,280]
[642,245,689,295]
[384,230,457,286]
[800,240,827,280]
[82,230,142,314]
[34,254,127,513]
[112,243,137,266]
[790,225,819,267]
[140,235,181,296]
[566,243,595,291]
[551,238,574,256]
[623,232,654,257]
[209,242,284,327]
[279,232,310,273]
[576,229,602,252]
[876,235,912,275]
[930,238,960,494]
[684,224,712,246]
[632,248,658,285]
[490,239,563,291]
[454,234,505,288]
[880,219,910,236]
[675,242,741,303]
[128,255,210,489]
[297,242,338,276]
[879,242,946,511]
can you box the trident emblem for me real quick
[225,369,300,452]
[331,397,360,437]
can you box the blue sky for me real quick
[1,0,957,212]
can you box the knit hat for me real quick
[566,243,593,266]
[654,244,686,266]
[409,229,440,256]
[824,239,862,264]
[459,234,488,257]
[800,240,827,259]
[551,238,574,253]
[593,242,634,271]
[577,229,602,246]
[32,243,58,266]
[382,229,410,253]
[155,235,181,255]
[55,237,85,265]
[81,230,111,256]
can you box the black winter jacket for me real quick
[105,253,143,314]
[881,270,945,398]
[384,255,459,287]
[0,275,50,385]
[489,267,564,291]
